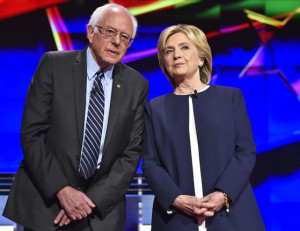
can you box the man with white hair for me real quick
[3,3,149,231]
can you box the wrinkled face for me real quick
[87,7,133,69]
[163,32,204,80]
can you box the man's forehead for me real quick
[98,9,133,33]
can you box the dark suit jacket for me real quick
[142,85,265,231]
[3,47,149,231]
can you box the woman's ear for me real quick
[199,57,204,67]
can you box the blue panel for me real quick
[254,169,300,230]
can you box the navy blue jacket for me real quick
[142,85,265,231]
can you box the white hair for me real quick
[88,3,138,39]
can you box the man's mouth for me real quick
[106,49,120,56]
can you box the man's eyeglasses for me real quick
[95,25,133,45]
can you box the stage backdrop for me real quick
[0,0,299,230]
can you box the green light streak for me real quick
[46,9,63,51]
[245,7,300,28]
[129,0,189,16]
[175,0,200,8]
[196,5,220,18]
[247,13,281,27]
[266,1,300,17]
[53,32,63,51]
[223,0,264,10]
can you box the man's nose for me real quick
[111,33,121,45]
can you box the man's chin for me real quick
[106,56,124,65]
[97,59,117,68]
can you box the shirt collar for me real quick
[86,47,114,82]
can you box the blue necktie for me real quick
[79,70,105,179]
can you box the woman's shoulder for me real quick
[209,85,242,97]
[146,92,174,107]
[210,84,240,92]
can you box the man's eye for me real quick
[121,34,130,40]
[106,29,115,35]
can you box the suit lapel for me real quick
[103,63,125,155]
[73,47,88,149]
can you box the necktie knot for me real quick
[96,69,104,79]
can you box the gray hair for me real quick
[88,3,138,39]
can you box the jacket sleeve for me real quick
[142,102,184,212]
[85,80,149,219]
[20,53,69,201]
[214,89,256,202]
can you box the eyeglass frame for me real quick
[94,25,133,45]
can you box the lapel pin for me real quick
[117,84,121,88]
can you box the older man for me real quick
[3,3,149,231]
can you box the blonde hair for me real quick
[157,24,212,88]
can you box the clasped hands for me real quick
[54,186,96,227]
[172,191,225,220]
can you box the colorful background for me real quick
[0,0,300,230]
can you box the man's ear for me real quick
[87,25,95,43]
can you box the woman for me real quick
[142,24,265,231]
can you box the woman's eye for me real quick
[182,46,189,50]
[165,50,173,54]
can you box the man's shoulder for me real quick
[115,62,140,75]
[37,49,86,68]
[42,49,81,60]
[114,62,148,84]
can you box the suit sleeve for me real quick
[20,53,69,201]
[142,102,184,212]
[214,89,256,202]
[86,79,149,218]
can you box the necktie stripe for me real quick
[83,145,98,163]
[99,93,105,101]
[79,70,105,179]
[89,99,102,112]
[94,78,104,90]
[80,162,90,178]
[88,113,102,130]
[81,150,91,162]
[85,136,100,157]
[87,115,102,131]
[86,118,102,137]
[81,152,93,167]
[87,116,103,133]
[89,104,104,121]
[83,136,98,155]
[89,99,103,112]
[91,97,105,111]
[85,126,101,147]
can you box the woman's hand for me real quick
[172,195,208,218]
[197,191,225,214]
